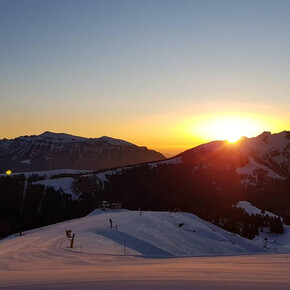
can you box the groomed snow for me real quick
[2,210,290,289]
[0,210,266,259]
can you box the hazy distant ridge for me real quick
[0,131,165,172]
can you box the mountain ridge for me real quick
[0,131,165,172]
[177,130,290,184]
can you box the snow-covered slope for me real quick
[3,207,290,260]
[34,177,76,199]
[178,131,290,186]
[0,210,266,258]
[2,210,290,289]
[234,201,290,253]
[235,201,279,218]
[236,131,290,184]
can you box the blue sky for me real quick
[0,0,289,155]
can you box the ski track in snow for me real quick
[1,210,290,289]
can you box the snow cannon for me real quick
[65,229,75,248]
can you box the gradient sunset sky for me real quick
[1,0,289,156]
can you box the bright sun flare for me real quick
[190,114,265,143]
[210,119,245,143]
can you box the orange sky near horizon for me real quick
[0,102,288,157]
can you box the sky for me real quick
[0,0,289,156]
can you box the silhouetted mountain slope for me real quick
[179,131,290,185]
[0,131,165,172]
[93,131,290,216]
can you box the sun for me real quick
[210,119,244,143]
[207,117,258,143]
[189,113,265,143]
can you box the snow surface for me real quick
[0,210,266,259]
[234,132,290,184]
[97,136,134,146]
[236,157,284,180]
[22,131,135,146]
[95,168,123,183]
[34,177,76,199]
[233,201,290,252]
[148,157,182,168]
[1,254,290,290]
[235,201,279,218]
[1,210,290,289]
[239,131,289,155]
[38,131,87,142]
[94,158,182,183]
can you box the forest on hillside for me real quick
[1,163,289,239]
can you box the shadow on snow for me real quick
[94,228,173,257]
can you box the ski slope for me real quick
[1,210,290,289]
[2,210,267,258]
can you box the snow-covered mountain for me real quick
[80,130,290,217]
[179,131,290,185]
[0,131,165,172]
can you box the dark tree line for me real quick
[1,164,288,240]
[95,163,285,239]
[211,207,284,239]
[0,174,97,238]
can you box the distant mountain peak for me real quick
[36,132,135,146]
[97,136,134,146]
[0,132,165,172]
[38,131,86,142]
[257,131,272,139]
[40,131,75,138]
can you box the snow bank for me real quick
[34,177,77,199]
[235,201,279,218]
[236,157,284,180]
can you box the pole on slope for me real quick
[124,240,126,255]
[70,234,75,248]
[19,178,28,235]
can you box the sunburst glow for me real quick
[188,113,270,143]
[207,118,252,143]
